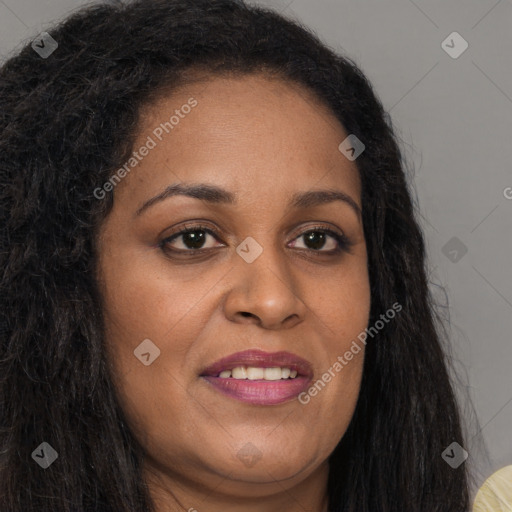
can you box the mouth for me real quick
[199,349,313,405]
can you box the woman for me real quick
[0,0,470,510]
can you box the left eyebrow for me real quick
[289,189,361,221]
[134,182,362,222]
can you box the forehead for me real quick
[116,73,361,210]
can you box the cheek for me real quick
[312,257,371,340]
[299,260,370,428]
[98,256,212,455]
[98,247,222,366]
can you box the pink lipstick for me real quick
[200,349,313,405]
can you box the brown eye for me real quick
[293,230,335,251]
[289,227,352,254]
[160,225,224,253]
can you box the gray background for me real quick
[1,0,511,501]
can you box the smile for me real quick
[200,349,313,405]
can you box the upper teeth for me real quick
[218,367,298,380]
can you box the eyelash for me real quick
[159,223,353,257]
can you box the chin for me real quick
[210,443,318,484]
[215,458,313,488]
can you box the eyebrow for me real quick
[134,182,362,220]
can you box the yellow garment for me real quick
[474,466,512,512]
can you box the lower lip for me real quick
[202,376,311,405]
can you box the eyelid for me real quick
[289,223,343,240]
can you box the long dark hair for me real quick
[0,0,470,510]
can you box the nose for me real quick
[222,242,308,330]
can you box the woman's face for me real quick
[97,73,371,507]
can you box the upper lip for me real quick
[200,349,313,378]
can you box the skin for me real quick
[96,73,371,512]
